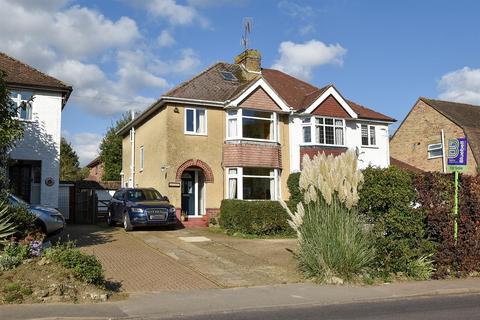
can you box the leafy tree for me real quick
[0,71,24,196]
[60,137,86,181]
[100,112,131,181]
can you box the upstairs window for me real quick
[227,109,277,142]
[428,142,443,159]
[10,91,33,120]
[185,108,207,135]
[361,124,376,146]
[302,116,345,146]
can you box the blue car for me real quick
[107,188,177,231]
[8,194,66,236]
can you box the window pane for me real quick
[196,109,206,133]
[302,117,311,124]
[429,149,443,158]
[186,109,194,132]
[243,168,272,176]
[20,92,33,101]
[361,125,368,145]
[243,118,271,140]
[243,110,272,118]
[335,127,344,145]
[243,177,272,200]
[335,119,343,126]
[369,126,376,145]
[303,126,311,143]
[20,102,31,120]
[228,168,237,174]
[228,118,237,138]
[325,118,334,125]
[325,126,334,144]
[316,125,324,144]
[228,178,237,199]
[315,118,323,124]
[228,110,237,117]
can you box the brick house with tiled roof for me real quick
[0,52,72,209]
[390,98,480,174]
[118,49,395,225]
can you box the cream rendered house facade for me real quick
[119,50,395,225]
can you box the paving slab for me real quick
[63,225,217,293]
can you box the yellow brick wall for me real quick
[390,100,477,174]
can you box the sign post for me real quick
[447,137,468,244]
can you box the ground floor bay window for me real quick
[227,167,279,200]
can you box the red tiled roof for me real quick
[0,52,72,92]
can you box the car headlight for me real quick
[130,207,145,214]
[50,214,64,223]
[169,207,176,214]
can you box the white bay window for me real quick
[227,109,278,142]
[227,167,279,200]
[302,116,345,146]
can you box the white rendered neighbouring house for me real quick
[0,52,72,208]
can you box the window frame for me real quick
[427,142,443,159]
[184,107,208,136]
[226,108,278,142]
[361,124,377,147]
[10,91,33,121]
[139,146,144,171]
[226,167,279,200]
[301,116,345,147]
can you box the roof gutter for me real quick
[116,96,225,136]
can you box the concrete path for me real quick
[130,227,301,287]
[63,225,217,292]
[3,279,480,319]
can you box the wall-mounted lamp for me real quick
[161,165,170,172]
[174,107,179,113]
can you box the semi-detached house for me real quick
[118,49,395,225]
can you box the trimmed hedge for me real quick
[286,172,302,212]
[359,166,435,278]
[219,199,292,235]
[415,173,480,278]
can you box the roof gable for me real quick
[304,86,357,118]
[238,87,283,112]
[311,94,352,118]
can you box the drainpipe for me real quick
[130,110,136,187]
[441,129,447,173]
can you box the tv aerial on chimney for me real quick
[241,17,253,50]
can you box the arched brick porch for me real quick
[175,159,214,183]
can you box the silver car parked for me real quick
[8,194,65,235]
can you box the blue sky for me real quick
[1,0,480,165]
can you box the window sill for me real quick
[427,156,443,160]
[184,132,208,136]
[300,143,346,148]
[13,118,35,123]
[225,138,280,144]
[361,145,379,149]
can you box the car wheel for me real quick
[107,210,116,227]
[123,212,133,232]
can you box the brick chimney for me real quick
[234,49,261,78]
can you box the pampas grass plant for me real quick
[282,151,375,283]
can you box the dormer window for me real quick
[302,116,345,146]
[227,109,278,142]
[10,91,33,121]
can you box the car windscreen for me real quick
[9,194,29,206]
[126,189,163,202]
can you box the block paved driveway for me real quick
[62,225,217,293]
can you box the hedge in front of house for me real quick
[286,172,302,212]
[219,199,292,235]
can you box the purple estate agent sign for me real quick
[447,138,468,172]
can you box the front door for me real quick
[181,170,205,217]
[9,163,32,203]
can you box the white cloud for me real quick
[64,132,103,166]
[143,0,207,27]
[438,67,480,105]
[157,30,176,47]
[151,48,201,76]
[278,0,315,18]
[187,0,247,7]
[272,40,347,80]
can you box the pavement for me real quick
[2,279,480,319]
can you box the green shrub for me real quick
[8,205,36,238]
[286,172,302,212]
[3,242,29,260]
[219,200,292,236]
[0,201,16,240]
[359,166,435,279]
[45,243,105,286]
[0,255,22,271]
